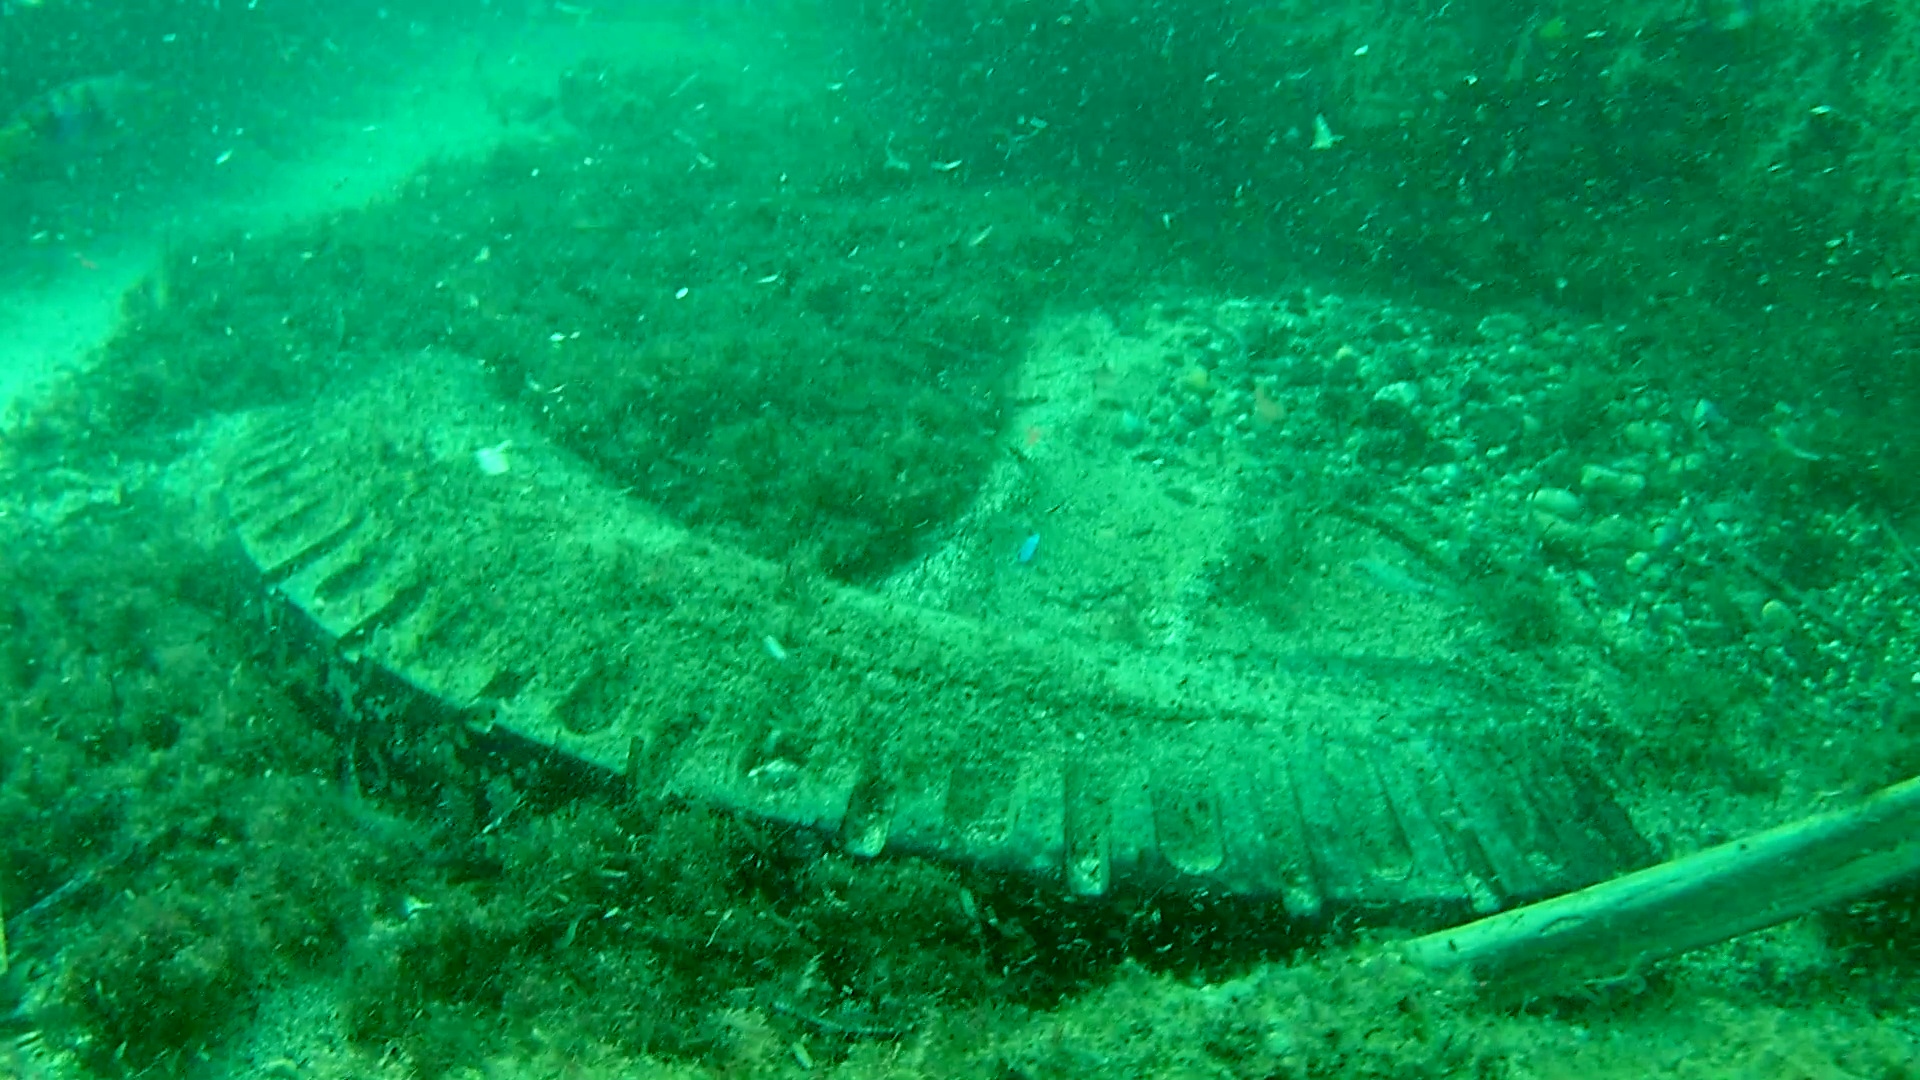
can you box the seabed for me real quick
[2,1,1919,1077]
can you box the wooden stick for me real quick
[1403,774,1920,998]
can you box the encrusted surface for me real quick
[214,351,1650,909]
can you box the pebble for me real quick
[1580,463,1647,498]
[1531,487,1583,518]
[1760,599,1797,633]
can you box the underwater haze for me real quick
[3,1,1919,1077]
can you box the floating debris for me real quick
[1311,113,1342,150]
[1017,531,1041,563]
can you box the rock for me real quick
[1580,464,1647,499]
[1365,380,1421,428]
[1530,487,1583,519]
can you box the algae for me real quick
[3,1,1920,1078]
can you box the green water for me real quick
[2,1,1917,1076]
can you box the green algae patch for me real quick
[24,64,1154,584]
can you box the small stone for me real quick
[1530,487,1583,519]
[1586,514,1635,548]
[474,440,513,476]
[1365,380,1421,429]
[1580,463,1647,498]
[1373,379,1421,409]
[1760,599,1797,633]
[1622,420,1672,453]
[1533,511,1586,552]
[1476,311,1530,341]
[1703,501,1740,523]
